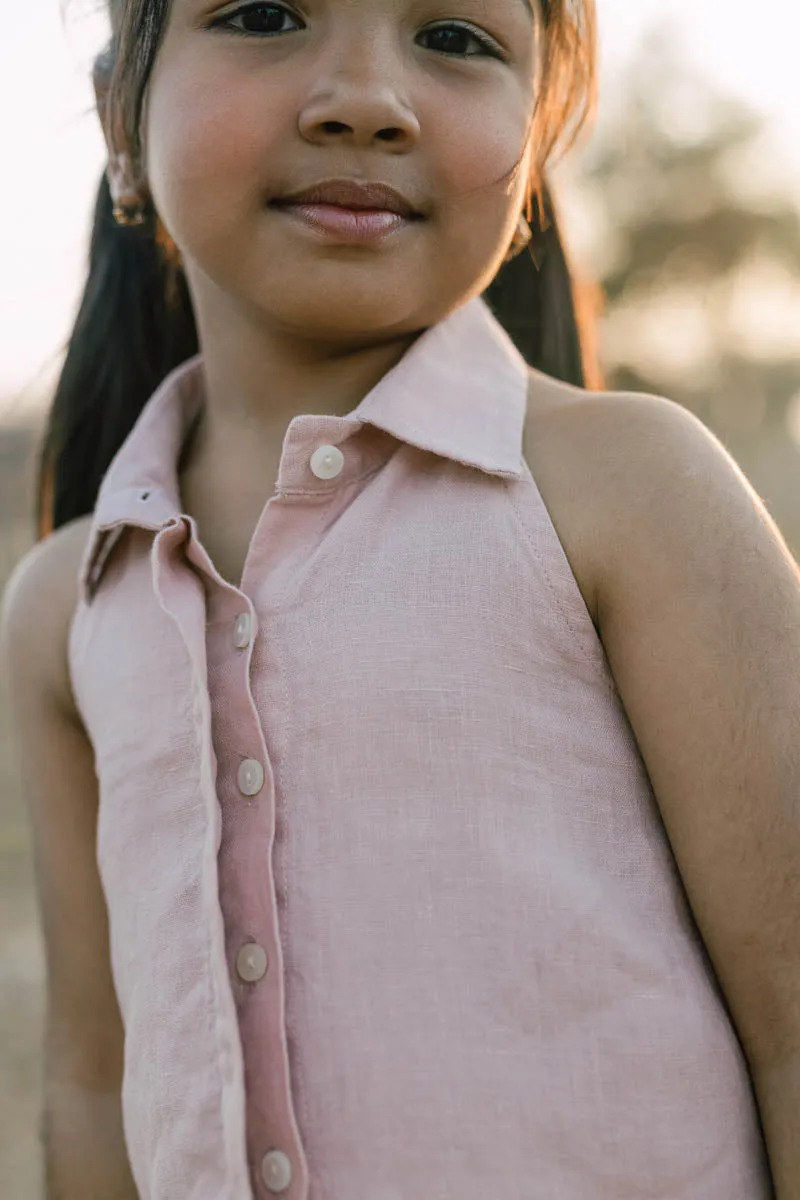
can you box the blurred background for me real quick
[1,1,799,1194]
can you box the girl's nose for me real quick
[297,61,421,150]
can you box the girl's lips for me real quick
[274,201,414,243]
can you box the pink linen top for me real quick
[69,296,771,1199]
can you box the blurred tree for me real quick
[567,27,800,555]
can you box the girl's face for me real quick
[142,0,539,341]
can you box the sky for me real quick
[1,0,799,418]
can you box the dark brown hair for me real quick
[37,0,602,537]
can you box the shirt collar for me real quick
[81,296,529,597]
[352,295,529,480]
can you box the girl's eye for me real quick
[210,6,502,56]
[211,3,304,36]
[418,22,503,59]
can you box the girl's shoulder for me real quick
[520,368,711,635]
[1,515,94,718]
[522,361,784,653]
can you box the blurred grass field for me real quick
[0,424,45,1199]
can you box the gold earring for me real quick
[504,213,533,263]
[107,152,148,226]
[113,199,147,227]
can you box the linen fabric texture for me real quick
[69,297,772,1199]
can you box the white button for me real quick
[309,444,344,480]
[236,942,269,983]
[238,759,264,797]
[261,1149,292,1193]
[233,612,252,649]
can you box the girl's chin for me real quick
[270,305,419,345]
[247,280,428,336]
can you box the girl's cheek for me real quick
[413,64,534,197]
[422,97,531,211]
[146,57,291,193]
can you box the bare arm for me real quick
[752,1055,800,1196]
[584,394,800,1195]
[1,519,138,1200]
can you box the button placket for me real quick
[202,553,307,1196]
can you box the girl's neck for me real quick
[187,281,423,455]
[176,298,422,588]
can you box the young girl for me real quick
[2,0,799,1195]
